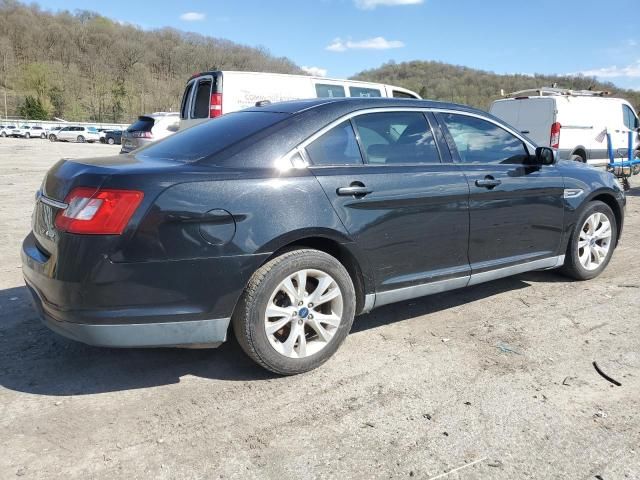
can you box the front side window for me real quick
[315,84,346,98]
[192,79,212,119]
[440,113,529,164]
[305,121,362,166]
[352,112,440,165]
[349,86,382,98]
[623,104,639,130]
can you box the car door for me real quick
[622,104,639,157]
[58,127,71,141]
[435,111,565,277]
[303,109,471,300]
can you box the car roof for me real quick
[243,97,486,117]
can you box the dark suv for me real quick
[22,98,625,374]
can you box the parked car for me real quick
[120,113,179,153]
[11,125,46,138]
[0,125,17,137]
[179,70,421,129]
[48,126,64,142]
[490,87,640,165]
[104,129,123,145]
[55,126,100,143]
[23,98,625,375]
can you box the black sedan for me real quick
[22,98,625,374]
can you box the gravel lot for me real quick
[0,137,639,479]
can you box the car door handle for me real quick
[475,177,502,189]
[336,185,373,196]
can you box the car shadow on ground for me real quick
[0,270,563,396]
[624,185,640,197]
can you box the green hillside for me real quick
[0,1,301,122]
[353,60,640,111]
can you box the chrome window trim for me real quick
[282,107,538,168]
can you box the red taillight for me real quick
[55,187,144,235]
[550,122,561,149]
[132,131,152,138]
[210,93,222,118]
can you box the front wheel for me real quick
[40,133,45,139]
[107,137,115,145]
[77,135,85,143]
[49,135,56,142]
[1,131,6,137]
[24,133,30,139]
[561,201,617,280]
[233,249,356,375]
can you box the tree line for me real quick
[353,60,640,111]
[0,0,301,122]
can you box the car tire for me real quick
[107,137,115,145]
[232,249,356,375]
[560,201,617,281]
[25,133,30,139]
[1,132,6,137]
[77,135,85,143]
[49,135,56,142]
[40,133,45,139]
[570,154,586,163]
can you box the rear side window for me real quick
[180,81,194,119]
[393,90,417,99]
[315,84,346,98]
[349,86,382,98]
[440,113,529,164]
[623,104,639,130]
[305,121,363,166]
[135,111,289,162]
[353,112,440,165]
[192,79,212,119]
[128,117,155,132]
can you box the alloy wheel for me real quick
[264,269,343,359]
[578,212,612,271]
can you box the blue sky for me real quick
[36,0,640,90]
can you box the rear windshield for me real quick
[128,116,155,132]
[135,111,290,162]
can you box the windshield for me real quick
[135,111,290,162]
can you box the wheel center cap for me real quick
[589,237,596,246]
[298,307,309,319]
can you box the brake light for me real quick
[55,187,144,235]
[550,122,561,149]
[131,131,152,138]
[210,93,222,118]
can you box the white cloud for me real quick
[326,36,405,52]
[301,66,328,77]
[180,12,206,21]
[570,60,640,79]
[355,0,423,9]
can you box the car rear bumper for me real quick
[25,280,230,348]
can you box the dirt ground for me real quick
[0,137,638,479]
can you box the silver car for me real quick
[120,113,180,153]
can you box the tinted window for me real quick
[180,81,194,119]
[135,111,289,162]
[440,113,529,164]
[353,112,440,165]
[305,121,363,166]
[128,117,155,132]
[315,84,346,98]
[193,79,212,119]
[393,90,417,99]
[623,104,638,130]
[349,86,382,98]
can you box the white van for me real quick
[490,88,640,165]
[179,71,421,129]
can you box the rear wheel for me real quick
[107,137,115,145]
[561,201,617,280]
[49,135,56,142]
[24,132,30,139]
[40,133,45,139]
[233,249,356,375]
[77,135,85,143]
[0,131,5,137]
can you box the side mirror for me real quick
[535,146,556,165]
